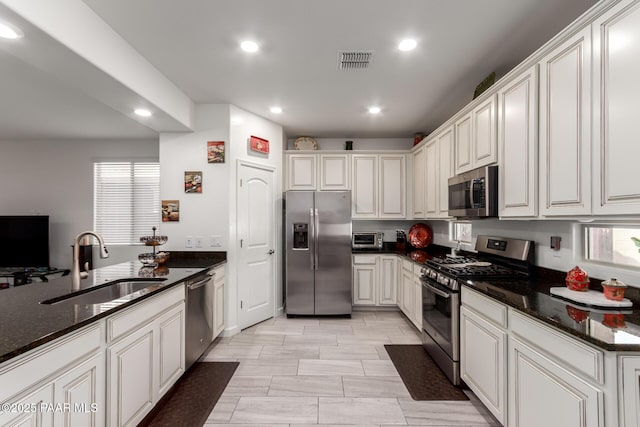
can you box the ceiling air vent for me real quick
[338,51,373,70]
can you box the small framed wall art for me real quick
[207,141,225,163]
[184,171,202,193]
[162,200,179,222]
[250,135,269,154]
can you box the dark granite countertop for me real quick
[0,252,226,364]
[352,242,450,264]
[462,268,640,352]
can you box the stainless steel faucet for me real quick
[72,231,109,290]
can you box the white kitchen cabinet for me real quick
[213,265,226,339]
[460,287,507,425]
[508,336,603,427]
[351,155,378,218]
[592,0,640,215]
[411,146,426,218]
[425,126,454,219]
[286,154,317,190]
[352,255,396,306]
[352,154,405,219]
[539,27,592,216]
[620,356,640,427]
[352,255,377,305]
[379,255,398,305]
[379,155,406,218]
[319,154,350,191]
[455,96,497,174]
[0,324,103,427]
[412,266,422,330]
[498,65,538,217]
[106,285,185,427]
[400,260,414,321]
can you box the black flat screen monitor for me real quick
[0,216,50,269]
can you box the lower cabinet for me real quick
[620,356,640,427]
[509,337,602,427]
[352,255,396,306]
[397,259,421,331]
[213,267,225,338]
[106,285,185,427]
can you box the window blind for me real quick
[93,162,160,245]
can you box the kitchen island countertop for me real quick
[0,253,225,364]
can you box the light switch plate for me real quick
[185,236,193,248]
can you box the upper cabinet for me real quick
[425,126,454,219]
[411,146,426,218]
[287,154,317,190]
[319,154,350,191]
[539,27,592,216]
[592,0,640,215]
[455,95,497,174]
[352,154,406,219]
[498,66,539,217]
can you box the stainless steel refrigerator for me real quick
[285,191,352,316]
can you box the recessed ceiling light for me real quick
[0,22,24,39]
[270,106,283,114]
[398,39,417,51]
[241,40,259,53]
[368,106,381,114]
[134,108,152,117]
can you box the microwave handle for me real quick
[469,180,476,208]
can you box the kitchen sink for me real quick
[40,278,168,305]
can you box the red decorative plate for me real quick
[408,223,433,249]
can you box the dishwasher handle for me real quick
[186,272,214,290]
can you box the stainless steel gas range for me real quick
[420,235,534,385]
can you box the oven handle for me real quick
[422,281,451,299]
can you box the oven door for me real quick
[421,276,459,361]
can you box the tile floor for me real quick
[202,310,500,426]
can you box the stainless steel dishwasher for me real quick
[185,270,214,369]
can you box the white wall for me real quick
[287,137,413,151]
[0,138,158,269]
[160,104,284,336]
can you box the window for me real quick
[584,225,640,269]
[450,221,472,244]
[93,162,160,245]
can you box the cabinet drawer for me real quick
[0,323,102,403]
[107,285,185,343]
[462,287,507,328]
[509,310,604,383]
[353,255,377,265]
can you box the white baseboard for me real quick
[220,324,240,337]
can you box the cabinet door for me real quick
[213,278,225,338]
[378,256,397,305]
[592,0,640,214]
[319,154,350,190]
[498,66,538,217]
[108,325,155,427]
[620,356,640,427]
[287,154,317,190]
[425,139,438,218]
[539,28,592,216]
[401,268,414,320]
[0,384,54,427]
[379,155,406,218]
[473,95,497,168]
[412,147,426,218]
[437,126,454,218]
[352,256,377,305]
[460,306,506,425]
[53,354,104,427]
[157,305,185,398]
[412,271,422,330]
[508,337,603,427]
[455,112,473,174]
[351,155,378,218]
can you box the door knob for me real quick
[267,249,275,255]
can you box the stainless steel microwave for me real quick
[448,165,498,218]
[352,232,384,249]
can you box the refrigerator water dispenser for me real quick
[293,223,309,249]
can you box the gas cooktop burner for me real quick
[424,257,523,278]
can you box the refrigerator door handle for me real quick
[314,208,319,270]
[309,208,315,270]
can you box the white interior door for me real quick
[237,161,276,329]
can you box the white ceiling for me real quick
[1,0,599,140]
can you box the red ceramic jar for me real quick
[602,278,627,301]
[566,266,590,292]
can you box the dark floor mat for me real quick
[138,361,239,427]
[384,344,468,401]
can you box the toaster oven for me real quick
[352,232,383,249]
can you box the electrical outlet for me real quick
[185,236,193,248]
[211,235,222,247]
[195,236,203,248]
